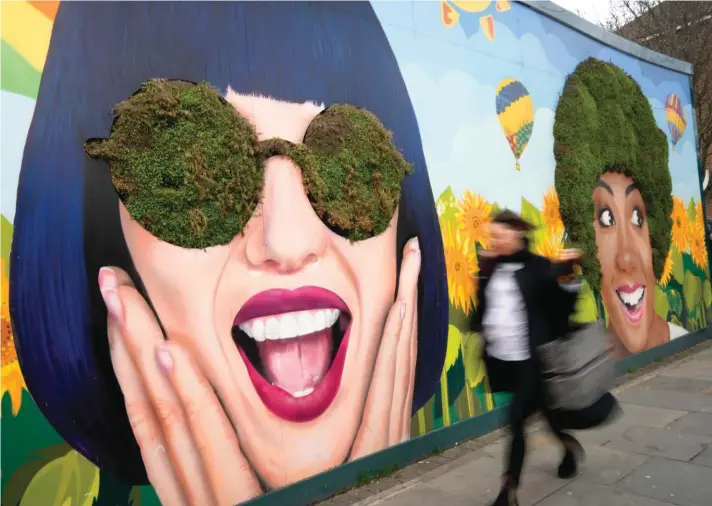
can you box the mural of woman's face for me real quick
[119,91,401,487]
[593,171,657,353]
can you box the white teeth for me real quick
[617,286,645,306]
[291,387,315,398]
[239,309,340,342]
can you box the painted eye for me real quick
[631,207,644,227]
[598,208,615,228]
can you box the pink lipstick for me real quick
[232,287,351,422]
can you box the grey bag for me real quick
[537,320,615,411]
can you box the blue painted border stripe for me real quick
[242,328,712,506]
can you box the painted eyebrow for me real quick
[594,180,639,197]
[595,180,613,195]
[625,183,639,196]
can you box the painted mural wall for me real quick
[1,1,710,505]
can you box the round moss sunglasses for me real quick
[85,79,413,249]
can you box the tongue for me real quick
[257,328,334,396]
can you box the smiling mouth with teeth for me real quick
[616,283,646,323]
[232,286,352,423]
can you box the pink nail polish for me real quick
[98,268,123,324]
[156,346,174,375]
[409,237,420,254]
[400,301,407,321]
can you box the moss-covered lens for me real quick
[85,79,263,249]
[297,105,413,241]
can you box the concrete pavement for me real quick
[321,340,712,506]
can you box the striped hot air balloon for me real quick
[496,78,534,171]
[665,92,686,151]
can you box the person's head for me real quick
[10,2,447,488]
[554,57,672,353]
[489,210,532,256]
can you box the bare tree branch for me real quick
[601,0,712,191]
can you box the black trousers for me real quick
[504,358,575,485]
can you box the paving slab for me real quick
[615,389,712,413]
[573,422,638,446]
[613,404,687,428]
[661,360,712,381]
[425,453,569,506]
[479,432,649,486]
[666,413,712,437]
[537,480,676,506]
[636,376,712,394]
[604,426,712,461]
[616,457,712,506]
[690,445,712,468]
[361,482,475,506]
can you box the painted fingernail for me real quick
[408,237,420,254]
[98,267,123,324]
[400,301,407,321]
[156,345,174,375]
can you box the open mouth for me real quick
[616,283,645,323]
[232,286,352,422]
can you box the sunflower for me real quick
[659,249,673,286]
[456,190,492,248]
[696,201,704,227]
[442,221,478,314]
[536,229,563,260]
[542,186,564,237]
[670,197,689,252]
[1,259,26,416]
[688,219,708,269]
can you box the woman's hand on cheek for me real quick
[98,267,262,506]
[349,237,420,461]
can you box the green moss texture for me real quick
[554,58,672,292]
[85,79,263,249]
[295,104,413,241]
[86,80,410,247]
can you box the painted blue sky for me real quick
[0,1,701,222]
[371,0,701,210]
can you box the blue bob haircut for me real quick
[11,1,448,484]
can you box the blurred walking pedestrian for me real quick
[474,210,618,506]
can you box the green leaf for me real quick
[490,203,501,216]
[687,197,697,223]
[672,246,685,284]
[1,214,12,275]
[520,197,546,247]
[683,271,703,311]
[444,325,462,372]
[19,450,99,506]
[670,314,683,327]
[462,332,485,389]
[654,285,670,319]
[572,280,598,323]
[667,288,683,315]
[704,280,712,308]
[436,187,458,224]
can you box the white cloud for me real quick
[2,91,36,223]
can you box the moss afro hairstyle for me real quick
[553,57,672,292]
[85,79,263,249]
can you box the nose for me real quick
[615,225,637,273]
[244,157,328,273]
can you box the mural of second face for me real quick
[1,1,709,505]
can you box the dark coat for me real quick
[473,248,619,430]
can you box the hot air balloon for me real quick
[496,78,534,171]
[665,92,686,151]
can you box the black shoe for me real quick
[557,437,583,479]
[491,485,519,506]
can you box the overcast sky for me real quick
[548,0,616,25]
